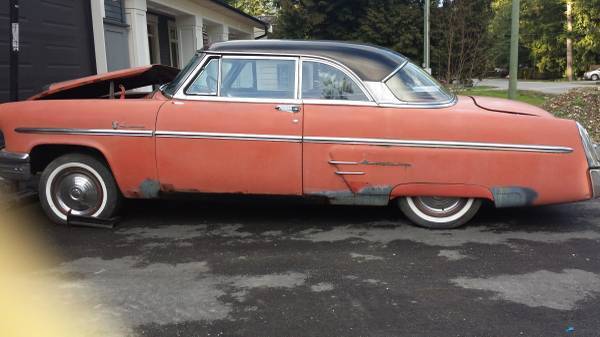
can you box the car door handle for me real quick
[276,105,301,113]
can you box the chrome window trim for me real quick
[171,96,302,104]
[382,60,409,83]
[299,57,374,103]
[378,95,459,109]
[303,136,573,154]
[301,99,378,107]
[176,54,300,101]
[15,128,153,137]
[184,56,220,97]
[177,55,219,99]
[175,51,457,108]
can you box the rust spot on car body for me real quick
[310,185,393,206]
[491,187,538,208]
[139,179,161,199]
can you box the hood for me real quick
[29,65,180,100]
[469,96,552,118]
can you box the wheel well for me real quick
[29,144,109,174]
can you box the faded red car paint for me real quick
[0,93,591,203]
[0,41,597,228]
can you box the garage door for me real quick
[0,0,96,102]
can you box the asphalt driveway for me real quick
[5,197,600,337]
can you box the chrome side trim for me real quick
[304,136,573,154]
[15,127,572,154]
[155,131,302,143]
[15,128,154,137]
[335,171,365,176]
[329,160,359,165]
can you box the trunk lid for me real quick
[469,96,552,117]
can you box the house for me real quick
[0,0,269,102]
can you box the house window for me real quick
[147,15,160,64]
[168,22,180,68]
[104,0,125,23]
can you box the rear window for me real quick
[385,63,453,103]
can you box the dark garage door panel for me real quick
[0,0,96,102]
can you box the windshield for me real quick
[161,54,203,97]
[385,62,453,103]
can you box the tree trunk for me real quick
[566,0,573,81]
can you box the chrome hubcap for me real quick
[412,196,468,218]
[52,169,103,217]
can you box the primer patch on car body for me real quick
[451,269,600,310]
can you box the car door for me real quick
[155,55,303,195]
[300,58,388,204]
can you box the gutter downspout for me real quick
[255,23,270,40]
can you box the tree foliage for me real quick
[224,0,277,16]
[490,0,600,79]
[229,0,600,80]
[433,0,494,82]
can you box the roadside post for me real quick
[423,0,431,74]
[508,0,520,100]
[9,0,19,102]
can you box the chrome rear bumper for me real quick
[590,169,600,198]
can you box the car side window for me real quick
[302,61,368,101]
[220,58,296,99]
[186,58,219,96]
[384,62,452,103]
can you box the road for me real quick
[476,78,598,95]
[5,197,600,337]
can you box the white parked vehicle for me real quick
[584,68,600,81]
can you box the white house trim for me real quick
[124,0,151,68]
[90,0,108,73]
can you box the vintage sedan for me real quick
[0,40,599,229]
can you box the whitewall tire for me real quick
[398,196,481,229]
[39,154,121,224]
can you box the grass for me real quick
[456,87,551,107]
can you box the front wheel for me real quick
[592,74,600,81]
[398,196,481,229]
[39,153,121,224]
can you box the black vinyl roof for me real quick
[208,40,407,82]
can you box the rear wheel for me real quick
[39,153,121,224]
[398,196,481,229]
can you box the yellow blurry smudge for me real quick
[0,211,126,337]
